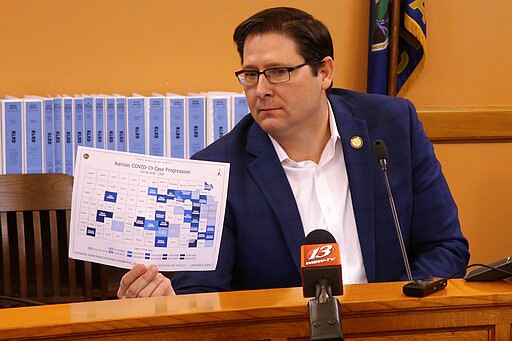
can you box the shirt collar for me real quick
[269,101,340,165]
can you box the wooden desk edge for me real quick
[0,279,511,339]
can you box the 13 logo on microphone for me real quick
[303,244,339,266]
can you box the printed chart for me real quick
[69,147,229,271]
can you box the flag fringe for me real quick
[403,14,426,46]
[398,13,427,96]
[397,53,425,96]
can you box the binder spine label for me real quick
[187,97,205,157]
[74,98,84,156]
[116,97,126,152]
[233,95,249,126]
[83,97,94,147]
[212,98,229,142]
[169,98,185,159]
[2,100,24,174]
[53,98,63,173]
[127,97,146,155]
[148,97,164,156]
[44,99,54,173]
[63,98,74,175]
[25,100,43,174]
[106,97,116,150]
[95,97,105,149]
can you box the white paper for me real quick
[69,146,230,271]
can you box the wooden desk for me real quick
[1,279,511,340]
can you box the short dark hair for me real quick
[233,7,334,72]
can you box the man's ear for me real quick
[318,57,334,90]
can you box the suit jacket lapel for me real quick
[329,94,377,282]
[245,124,304,273]
[242,93,378,281]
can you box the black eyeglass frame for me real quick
[234,60,324,86]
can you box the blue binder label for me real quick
[25,100,43,174]
[106,97,116,150]
[116,97,126,152]
[127,97,146,155]
[212,98,229,141]
[63,98,74,175]
[74,98,84,156]
[95,97,105,149]
[53,98,63,173]
[83,97,94,147]
[233,95,249,126]
[169,97,185,159]
[3,101,23,174]
[148,97,164,156]
[44,99,54,173]
[187,97,205,157]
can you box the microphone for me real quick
[301,229,343,297]
[372,139,447,297]
[301,229,344,340]
[372,139,413,282]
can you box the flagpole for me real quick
[387,0,401,96]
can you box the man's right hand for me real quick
[117,264,175,299]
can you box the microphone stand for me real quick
[307,278,344,340]
[378,157,413,282]
[374,139,448,297]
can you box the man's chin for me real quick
[257,119,282,135]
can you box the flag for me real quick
[367,0,426,95]
[398,0,426,94]
[367,0,391,95]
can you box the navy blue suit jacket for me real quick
[172,89,470,294]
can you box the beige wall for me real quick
[434,142,512,265]
[1,1,510,264]
[402,1,512,265]
[0,0,369,96]
[404,1,512,107]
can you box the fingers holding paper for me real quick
[117,263,175,299]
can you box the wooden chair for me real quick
[0,173,117,307]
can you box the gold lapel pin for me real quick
[350,136,364,149]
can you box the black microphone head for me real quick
[304,229,336,245]
[301,229,342,297]
[372,139,388,160]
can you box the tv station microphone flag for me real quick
[367,0,426,96]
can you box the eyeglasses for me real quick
[234,61,322,86]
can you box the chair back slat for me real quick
[15,212,28,298]
[49,210,61,296]
[65,210,78,296]
[84,262,93,300]
[1,212,11,296]
[100,266,110,300]
[32,211,44,298]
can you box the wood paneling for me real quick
[0,279,511,340]
[419,107,512,143]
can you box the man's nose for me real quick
[254,74,274,97]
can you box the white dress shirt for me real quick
[269,104,368,284]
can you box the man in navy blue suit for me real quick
[117,7,469,298]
